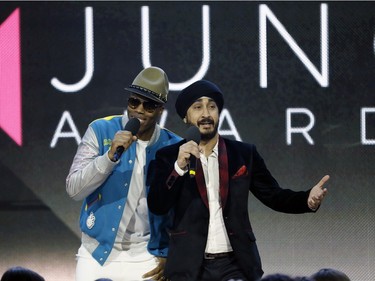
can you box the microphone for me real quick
[113,118,141,161]
[185,126,201,178]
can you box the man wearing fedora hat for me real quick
[66,66,182,281]
[147,80,329,281]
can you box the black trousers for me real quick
[196,255,248,281]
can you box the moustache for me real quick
[198,118,214,126]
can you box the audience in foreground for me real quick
[310,268,351,281]
[1,266,45,281]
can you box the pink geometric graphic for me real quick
[0,8,22,146]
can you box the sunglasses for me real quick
[127,97,162,113]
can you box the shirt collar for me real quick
[202,140,218,159]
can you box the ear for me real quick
[183,117,187,123]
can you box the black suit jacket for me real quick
[147,137,313,281]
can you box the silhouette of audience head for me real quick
[1,266,45,281]
[260,273,312,281]
[310,268,351,281]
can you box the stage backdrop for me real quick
[0,1,374,281]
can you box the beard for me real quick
[196,117,219,141]
[201,127,218,141]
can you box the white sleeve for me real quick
[65,126,118,201]
[174,161,188,176]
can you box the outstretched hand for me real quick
[142,257,167,281]
[307,175,330,210]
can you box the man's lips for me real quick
[198,118,214,126]
[198,122,214,126]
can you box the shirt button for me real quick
[118,205,122,209]
[129,160,133,164]
[112,228,116,232]
[104,251,108,254]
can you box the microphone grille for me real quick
[124,118,141,135]
[185,126,201,144]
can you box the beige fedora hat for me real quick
[125,66,169,104]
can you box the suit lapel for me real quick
[218,136,229,209]
[194,136,229,209]
[195,160,209,209]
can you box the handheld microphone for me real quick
[113,118,141,161]
[185,126,201,178]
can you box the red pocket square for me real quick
[232,165,248,179]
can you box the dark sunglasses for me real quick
[127,97,162,113]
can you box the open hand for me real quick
[307,175,330,210]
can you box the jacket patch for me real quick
[103,138,112,147]
[86,212,96,229]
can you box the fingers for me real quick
[311,192,326,202]
[183,140,200,158]
[308,192,327,210]
[315,186,328,198]
[107,131,137,161]
[142,268,156,278]
[309,202,317,209]
[319,175,330,189]
[177,141,200,169]
[308,193,324,210]
[142,266,160,278]
[142,257,167,280]
[142,267,166,281]
[308,175,330,210]
[143,257,167,280]
[112,131,135,150]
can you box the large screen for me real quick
[0,2,374,280]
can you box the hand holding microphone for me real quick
[111,118,141,162]
[177,126,201,177]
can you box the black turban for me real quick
[175,80,224,119]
